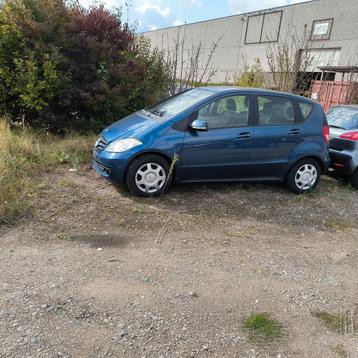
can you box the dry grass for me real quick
[0,119,96,224]
[311,309,358,335]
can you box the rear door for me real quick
[180,94,254,181]
[249,95,305,179]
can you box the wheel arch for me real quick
[286,155,325,181]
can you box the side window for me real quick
[198,95,249,129]
[298,101,313,121]
[258,96,295,126]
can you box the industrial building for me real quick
[143,0,358,84]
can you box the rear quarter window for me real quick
[298,102,313,121]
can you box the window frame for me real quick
[254,94,304,127]
[244,10,283,45]
[310,18,334,41]
[191,93,255,130]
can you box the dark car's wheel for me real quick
[286,158,321,194]
[350,170,358,189]
[126,154,170,197]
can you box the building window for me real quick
[245,11,283,44]
[311,19,333,41]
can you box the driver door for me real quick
[180,94,254,181]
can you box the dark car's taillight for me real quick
[339,131,358,141]
[323,125,330,144]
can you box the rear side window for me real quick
[298,102,313,120]
[258,96,295,126]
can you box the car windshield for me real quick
[145,88,215,117]
[326,107,358,130]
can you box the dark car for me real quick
[327,105,358,188]
[93,87,330,197]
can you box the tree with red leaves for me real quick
[0,0,170,132]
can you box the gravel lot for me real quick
[1,167,358,357]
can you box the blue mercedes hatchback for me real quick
[93,87,330,197]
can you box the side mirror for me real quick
[190,119,208,131]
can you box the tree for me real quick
[163,24,222,95]
[0,0,170,132]
[265,25,324,93]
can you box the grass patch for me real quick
[0,119,96,224]
[324,218,353,231]
[243,312,284,342]
[311,310,345,334]
[332,344,348,358]
[57,233,74,241]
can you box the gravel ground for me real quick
[1,167,358,358]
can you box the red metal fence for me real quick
[310,80,358,111]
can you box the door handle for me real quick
[288,129,300,135]
[236,132,251,139]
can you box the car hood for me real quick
[101,111,164,143]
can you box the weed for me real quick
[332,344,348,358]
[164,152,179,193]
[311,310,345,334]
[324,219,353,231]
[243,313,284,342]
[57,233,74,241]
[0,118,96,224]
[131,206,154,214]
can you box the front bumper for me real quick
[92,149,130,184]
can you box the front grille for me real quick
[95,160,111,174]
[95,136,108,151]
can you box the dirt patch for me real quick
[72,234,131,248]
[1,167,358,357]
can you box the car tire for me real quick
[126,154,170,197]
[350,170,358,189]
[286,158,321,194]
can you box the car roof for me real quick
[199,86,316,104]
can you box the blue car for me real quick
[93,87,330,197]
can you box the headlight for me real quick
[105,138,143,153]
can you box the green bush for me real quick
[235,58,265,88]
[0,0,170,133]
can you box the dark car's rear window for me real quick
[326,107,358,130]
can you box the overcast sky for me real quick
[79,0,312,32]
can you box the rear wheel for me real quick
[350,170,358,189]
[286,158,321,194]
[126,154,170,197]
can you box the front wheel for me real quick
[126,154,170,197]
[286,158,321,194]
